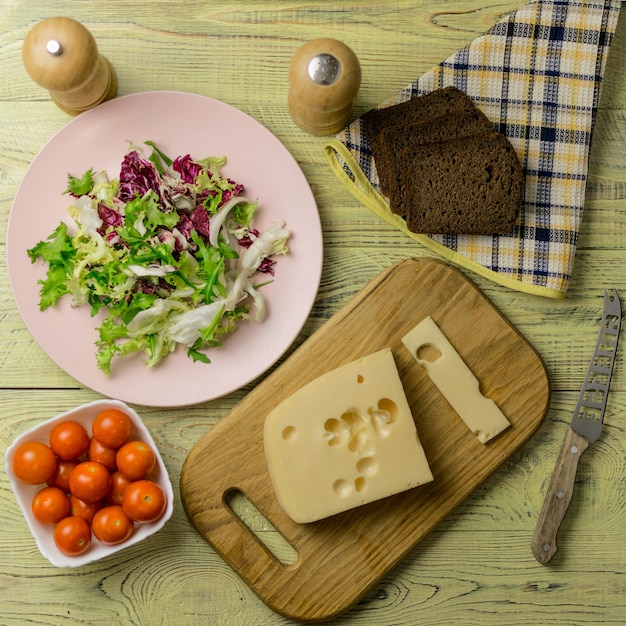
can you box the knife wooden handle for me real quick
[531,427,590,564]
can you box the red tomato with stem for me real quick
[122,480,166,523]
[92,409,132,449]
[88,437,117,472]
[53,516,91,556]
[69,494,103,523]
[12,441,57,485]
[47,459,78,493]
[49,421,89,460]
[116,441,155,481]
[32,486,70,524]
[91,505,134,544]
[69,461,112,504]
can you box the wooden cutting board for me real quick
[180,258,551,622]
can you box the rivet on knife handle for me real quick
[531,289,621,565]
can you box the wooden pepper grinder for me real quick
[22,17,117,115]
[288,38,361,136]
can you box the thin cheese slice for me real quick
[264,348,433,524]
[402,316,510,443]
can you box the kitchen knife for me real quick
[531,288,621,565]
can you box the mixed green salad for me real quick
[27,141,290,374]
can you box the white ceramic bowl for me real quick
[5,399,174,567]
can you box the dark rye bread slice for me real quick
[402,133,524,235]
[363,86,476,191]
[380,108,495,217]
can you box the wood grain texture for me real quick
[1,1,625,625]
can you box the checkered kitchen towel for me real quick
[324,0,621,298]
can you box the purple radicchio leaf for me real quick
[119,150,163,203]
[172,154,203,184]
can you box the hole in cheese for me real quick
[368,398,398,438]
[342,409,367,435]
[356,456,378,477]
[378,398,398,422]
[282,426,297,441]
[348,427,373,455]
[417,343,443,363]
[357,374,365,384]
[324,418,345,446]
[333,479,352,497]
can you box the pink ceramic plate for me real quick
[7,92,322,407]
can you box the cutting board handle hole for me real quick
[224,489,299,567]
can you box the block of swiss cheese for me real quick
[263,347,433,523]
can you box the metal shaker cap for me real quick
[46,40,63,55]
[307,53,341,86]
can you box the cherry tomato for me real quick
[32,486,70,524]
[122,480,166,523]
[107,471,132,506]
[47,459,78,493]
[91,505,134,544]
[49,421,89,461]
[69,494,103,523]
[69,461,112,504]
[12,441,57,485]
[92,409,132,449]
[88,437,117,472]
[116,441,155,481]
[53,516,91,556]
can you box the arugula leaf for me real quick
[187,347,211,364]
[145,140,173,175]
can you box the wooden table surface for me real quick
[1,1,625,624]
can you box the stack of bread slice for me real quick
[363,86,524,235]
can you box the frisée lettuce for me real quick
[27,142,290,375]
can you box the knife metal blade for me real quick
[531,288,621,565]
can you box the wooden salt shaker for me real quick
[288,38,361,136]
[22,17,117,115]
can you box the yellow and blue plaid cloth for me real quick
[325,0,621,298]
